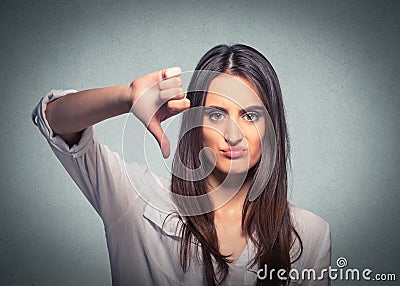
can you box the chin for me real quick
[216,162,252,175]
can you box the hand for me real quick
[128,67,190,158]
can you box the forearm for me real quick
[46,84,132,135]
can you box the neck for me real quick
[206,168,251,218]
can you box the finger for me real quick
[158,76,182,90]
[160,87,185,101]
[167,98,191,112]
[147,120,171,158]
[161,67,182,80]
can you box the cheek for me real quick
[201,127,220,147]
[245,127,264,159]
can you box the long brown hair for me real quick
[169,44,303,285]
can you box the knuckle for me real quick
[167,101,178,110]
[175,77,182,86]
[158,81,166,90]
[159,90,168,100]
[172,89,180,97]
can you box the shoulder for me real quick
[289,204,331,269]
[289,204,330,235]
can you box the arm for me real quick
[289,206,331,286]
[32,67,188,226]
[310,221,331,285]
[45,67,188,157]
[45,85,131,148]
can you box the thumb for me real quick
[147,120,171,158]
[161,66,182,80]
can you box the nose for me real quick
[224,117,243,145]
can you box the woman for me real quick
[32,44,330,285]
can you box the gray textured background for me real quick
[1,0,399,285]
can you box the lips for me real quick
[221,147,247,159]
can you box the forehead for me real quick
[205,74,262,108]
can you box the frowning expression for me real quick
[202,74,266,174]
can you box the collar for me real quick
[138,167,186,238]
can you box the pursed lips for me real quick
[220,147,247,159]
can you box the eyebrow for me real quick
[204,105,265,114]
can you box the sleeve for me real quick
[31,89,149,228]
[289,206,331,286]
[310,221,331,285]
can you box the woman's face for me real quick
[202,74,266,175]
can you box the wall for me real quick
[1,0,399,285]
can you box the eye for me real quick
[209,112,226,121]
[243,112,260,122]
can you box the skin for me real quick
[202,74,266,263]
[202,74,265,175]
[45,67,188,153]
[45,68,264,263]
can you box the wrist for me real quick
[121,83,133,113]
